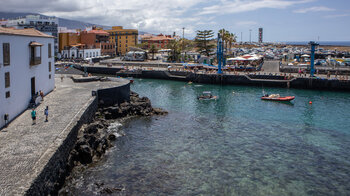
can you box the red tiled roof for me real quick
[144,35,174,41]
[0,27,54,38]
[88,30,109,35]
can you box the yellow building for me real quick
[58,32,80,52]
[106,26,138,55]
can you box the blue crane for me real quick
[309,41,319,77]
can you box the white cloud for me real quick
[324,14,349,19]
[293,6,335,13]
[199,0,313,15]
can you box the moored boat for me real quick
[261,94,295,101]
[198,91,218,100]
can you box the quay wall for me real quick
[25,81,130,195]
[78,65,350,91]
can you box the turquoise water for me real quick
[61,79,350,195]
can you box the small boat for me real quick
[261,94,295,102]
[198,91,218,100]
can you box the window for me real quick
[5,72,10,88]
[3,43,10,66]
[49,74,51,79]
[30,42,42,66]
[48,43,52,58]
[48,62,51,72]
[126,40,128,43]
[6,91,10,98]
[126,36,128,39]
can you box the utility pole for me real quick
[249,29,252,43]
[182,27,185,52]
[182,27,185,62]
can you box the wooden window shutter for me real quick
[3,43,10,65]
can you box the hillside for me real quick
[0,12,110,30]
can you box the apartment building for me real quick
[106,26,138,56]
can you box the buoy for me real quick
[309,101,312,104]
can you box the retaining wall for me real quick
[25,81,131,195]
[25,97,98,195]
[79,65,350,91]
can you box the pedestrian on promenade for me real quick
[31,108,36,125]
[44,106,49,122]
[4,113,9,127]
[40,90,44,101]
[61,75,64,82]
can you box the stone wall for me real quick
[25,81,131,195]
[25,97,98,195]
[97,80,130,107]
[80,65,350,91]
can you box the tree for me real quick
[227,33,237,54]
[149,44,158,60]
[167,40,181,62]
[195,30,215,57]
[136,42,149,50]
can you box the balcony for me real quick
[30,57,41,66]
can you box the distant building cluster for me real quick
[0,15,140,60]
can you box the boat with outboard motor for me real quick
[197,91,218,100]
[261,94,295,102]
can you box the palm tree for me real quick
[149,44,158,60]
[228,33,237,55]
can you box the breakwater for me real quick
[75,65,350,91]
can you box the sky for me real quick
[1,0,350,41]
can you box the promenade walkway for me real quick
[0,75,127,195]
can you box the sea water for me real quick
[61,79,350,195]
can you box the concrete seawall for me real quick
[25,79,130,195]
[76,65,350,91]
[25,96,98,195]
[0,76,131,196]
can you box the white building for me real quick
[61,47,101,59]
[0,27,55,128]
[7,15,59,55]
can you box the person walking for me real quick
[31,108,36,125]
[44,106,49,122]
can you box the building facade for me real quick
[61,46,101,59]
[259,28,263,44]
[0,27,55,128]
[80,29,115,57]
[7,15,59,55]
[140,34,175,49]
[106,26,138,56]
[58,32,80,52]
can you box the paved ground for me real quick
[0,75,128,195]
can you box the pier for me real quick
[71,63,350,91]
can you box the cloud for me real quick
[293,6,335,13]
[1,0,206,36]
[199,0,312,15]
[324,14,349,18]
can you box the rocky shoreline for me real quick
[54,91,167,195]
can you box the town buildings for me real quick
[80,29,115,57]
[140,34,175,49]
[6,15,59,55]
[0,27,55,128]
[105,26,138,56]
[0,19,7,27]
